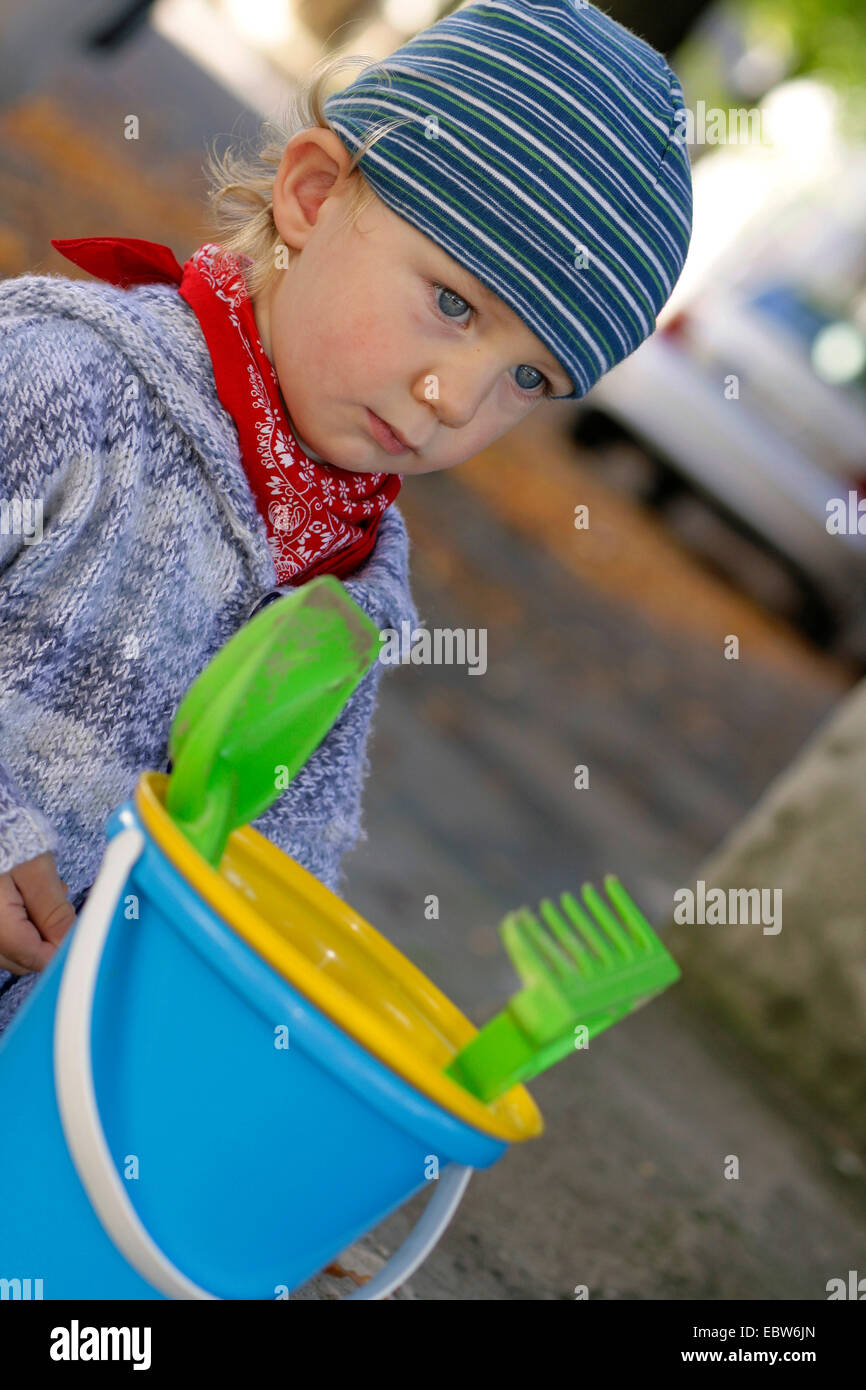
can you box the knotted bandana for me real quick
[50,236,402,583]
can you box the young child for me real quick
[0,0,693,1031]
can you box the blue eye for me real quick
[514,364,547,393]
[434,283,472,321]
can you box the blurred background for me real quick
[2,0,864,1299]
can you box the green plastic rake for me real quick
[445,876,680,1102]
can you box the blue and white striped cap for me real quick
[323,0,693,399]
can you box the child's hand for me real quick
[0,851,76,975]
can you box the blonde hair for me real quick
[201,52,411,304]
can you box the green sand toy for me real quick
[445,877,680,1102]
[165,575,380,868]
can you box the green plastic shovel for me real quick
[164,575,380,867]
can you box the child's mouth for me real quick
[366,408,415,456]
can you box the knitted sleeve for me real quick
[0,311,118,874]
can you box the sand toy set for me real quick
[0,578,679,1299]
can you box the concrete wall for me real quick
[666,676,866,1148]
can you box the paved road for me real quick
[3,19,864,1300]
[336,461,865,1299]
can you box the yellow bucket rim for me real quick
[134,773,543,1144]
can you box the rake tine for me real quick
[559,890,613,966]
[603,875,655,950]
[581,882,635,959]
[506,906,571,981]
[539,897,596,975]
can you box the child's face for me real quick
[253,130,573,476]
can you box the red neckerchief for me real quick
[50,236,402,584]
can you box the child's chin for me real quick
[336,445,405,475]
[346,461,402,476]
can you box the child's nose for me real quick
[428,364,492,431]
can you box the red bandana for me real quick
[50,236,402,585]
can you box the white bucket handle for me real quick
[54,826,471,1301]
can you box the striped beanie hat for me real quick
[323,0,693,400]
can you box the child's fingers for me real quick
[0,941,57,975]
[0,871,59,973]
[9,852,76,949]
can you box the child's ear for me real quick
[272,129,355,249]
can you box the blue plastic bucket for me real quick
[0,800,510,1300]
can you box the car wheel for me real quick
[570,407,625,449]
[638,455,688,509]
[790,579,839,650]
[571,415,677,504]
[662,489,840,646]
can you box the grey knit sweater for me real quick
[0,269,418,1032]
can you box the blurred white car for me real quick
[572,276,866,659]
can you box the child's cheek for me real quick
[338,311,398,387]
